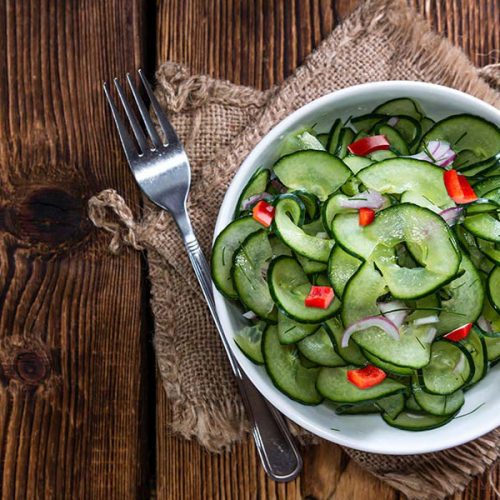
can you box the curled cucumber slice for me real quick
[274,195,333,262]
[211,216,262,299]
[268,256,341,323]
[262,325,323,405]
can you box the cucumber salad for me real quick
[211,98,500,431]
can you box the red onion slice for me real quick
[477,315,493,334]
[242,310,257,321]
[341,316,400,347]
[413,315,439,326]
[407,141,456,167]
[339,190,386,210]
[269,178,287,194]
[378,300,409,328]
[241,192,272,210]
[439,206,464,226]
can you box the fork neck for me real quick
[171,206,196,245]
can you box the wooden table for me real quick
[0,1,498,498]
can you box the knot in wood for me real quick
[14,352,48,384]
[5,185,91,248]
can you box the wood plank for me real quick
[155,0,499,498]
[0,1,150,498]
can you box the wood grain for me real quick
[155,1,499,499]
[0,0,150,498]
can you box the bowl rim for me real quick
[212,80,500,454]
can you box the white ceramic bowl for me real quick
[213,81,500,454]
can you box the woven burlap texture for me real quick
[88,0,500,498]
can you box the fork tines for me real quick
[103,69,179,158]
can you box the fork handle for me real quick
[175,210,302,482]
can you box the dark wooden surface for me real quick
[0,1,151,498]
[0,1,497,499]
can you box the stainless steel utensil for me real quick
[103,69,302,482]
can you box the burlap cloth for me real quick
[88,0,500,498]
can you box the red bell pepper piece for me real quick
[252,200,275,227]
[347,365,387,389]
[347,135,390,156]
[305,286,334,309]
[443,169,478,204]
[443,323,473,342]
[359,207,375,226]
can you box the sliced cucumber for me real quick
[234,322,265,364]
[293,191,320,220]
[274,195,334,262]
[461,155,500,177]
[343,155,372,174]
[420,117,435,136]
[273,150,351,202]
[455,150,484,170]
[482,294,500,341]
[268,256,341,323]
[362,349,414,376]
[335,128,355,159]
[342,261,433,369]
[479,238,500,265]
[278,311,319,344]
[482,333,500,363]
[235,169,270,217]
[316,366,406,403]
[405,395,423,412]
[326,119,343,154]
[332,204,461,299]
[390,116,421,147]
[327,245,362,298]
[211,216,262,299]
[400,191,443,213]
[324,317,367,366]
[368,150,397,161]
[351,113,386,133]
[412,376,464,416]
[487,267,500,313]
[317,133,329,148]
[232,230,276,320]
[474,176,500,197]
[373,98,423,121]
[334,393,405,418]
[297,327,346,367]
[376,124,409,155]
[460,327,487,387]
[296,254,328,274]
[262,325,323,404]
[383,409,456,431]
[357,158,452,207]
[269,235,293,257]
[436,253,484,334]
[321,193,352,237]
[463,213,500,243]
[421,114,500,163]
[278,128,326,156]
[420,340,473,395]
[483,188,500,205]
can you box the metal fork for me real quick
[103,70,302,482]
